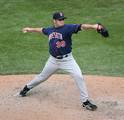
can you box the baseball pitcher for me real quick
[19,12,109,111]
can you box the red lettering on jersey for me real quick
[61,41,65,47]
[56,41,66,48]
[49,32,62,40]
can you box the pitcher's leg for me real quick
[27,57,58,89]
[60,56,97,111]
[19,57,58,96]
[69,61,89,103]
[60,57,89,103]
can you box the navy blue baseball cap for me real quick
[53,12,67,20]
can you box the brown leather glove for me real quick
[97,23,109,37]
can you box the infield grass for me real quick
[0,0,124,76]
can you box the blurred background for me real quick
[0,0,124,76]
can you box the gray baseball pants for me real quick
[27,53,89,103]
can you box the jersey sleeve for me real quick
[42,27,50,35]
[69,24,82,34]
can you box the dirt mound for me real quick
[0,74,124,120]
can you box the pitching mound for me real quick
[0,74,124,120]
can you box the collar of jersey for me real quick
[53,24,65,29]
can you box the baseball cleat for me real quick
[19,85,30,97]
[82,100,97,111]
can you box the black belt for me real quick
[55,54,68,59]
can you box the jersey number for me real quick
[56,41,66,48]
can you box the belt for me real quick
[55,54,69,59]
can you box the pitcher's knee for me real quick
[73,73,83,81]
[36,74,48,82]
[28,74,48,88]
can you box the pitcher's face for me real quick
[53,19,65,28]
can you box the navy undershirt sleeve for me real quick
[68,24,82,34]
[42,28,49,35]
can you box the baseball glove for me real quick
[97,23,109,37]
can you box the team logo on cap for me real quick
[60,12,63,16]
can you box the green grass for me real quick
[0,0,124,76]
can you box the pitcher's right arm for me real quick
[22,27,43,33]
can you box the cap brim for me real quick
[56,17,67,20]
